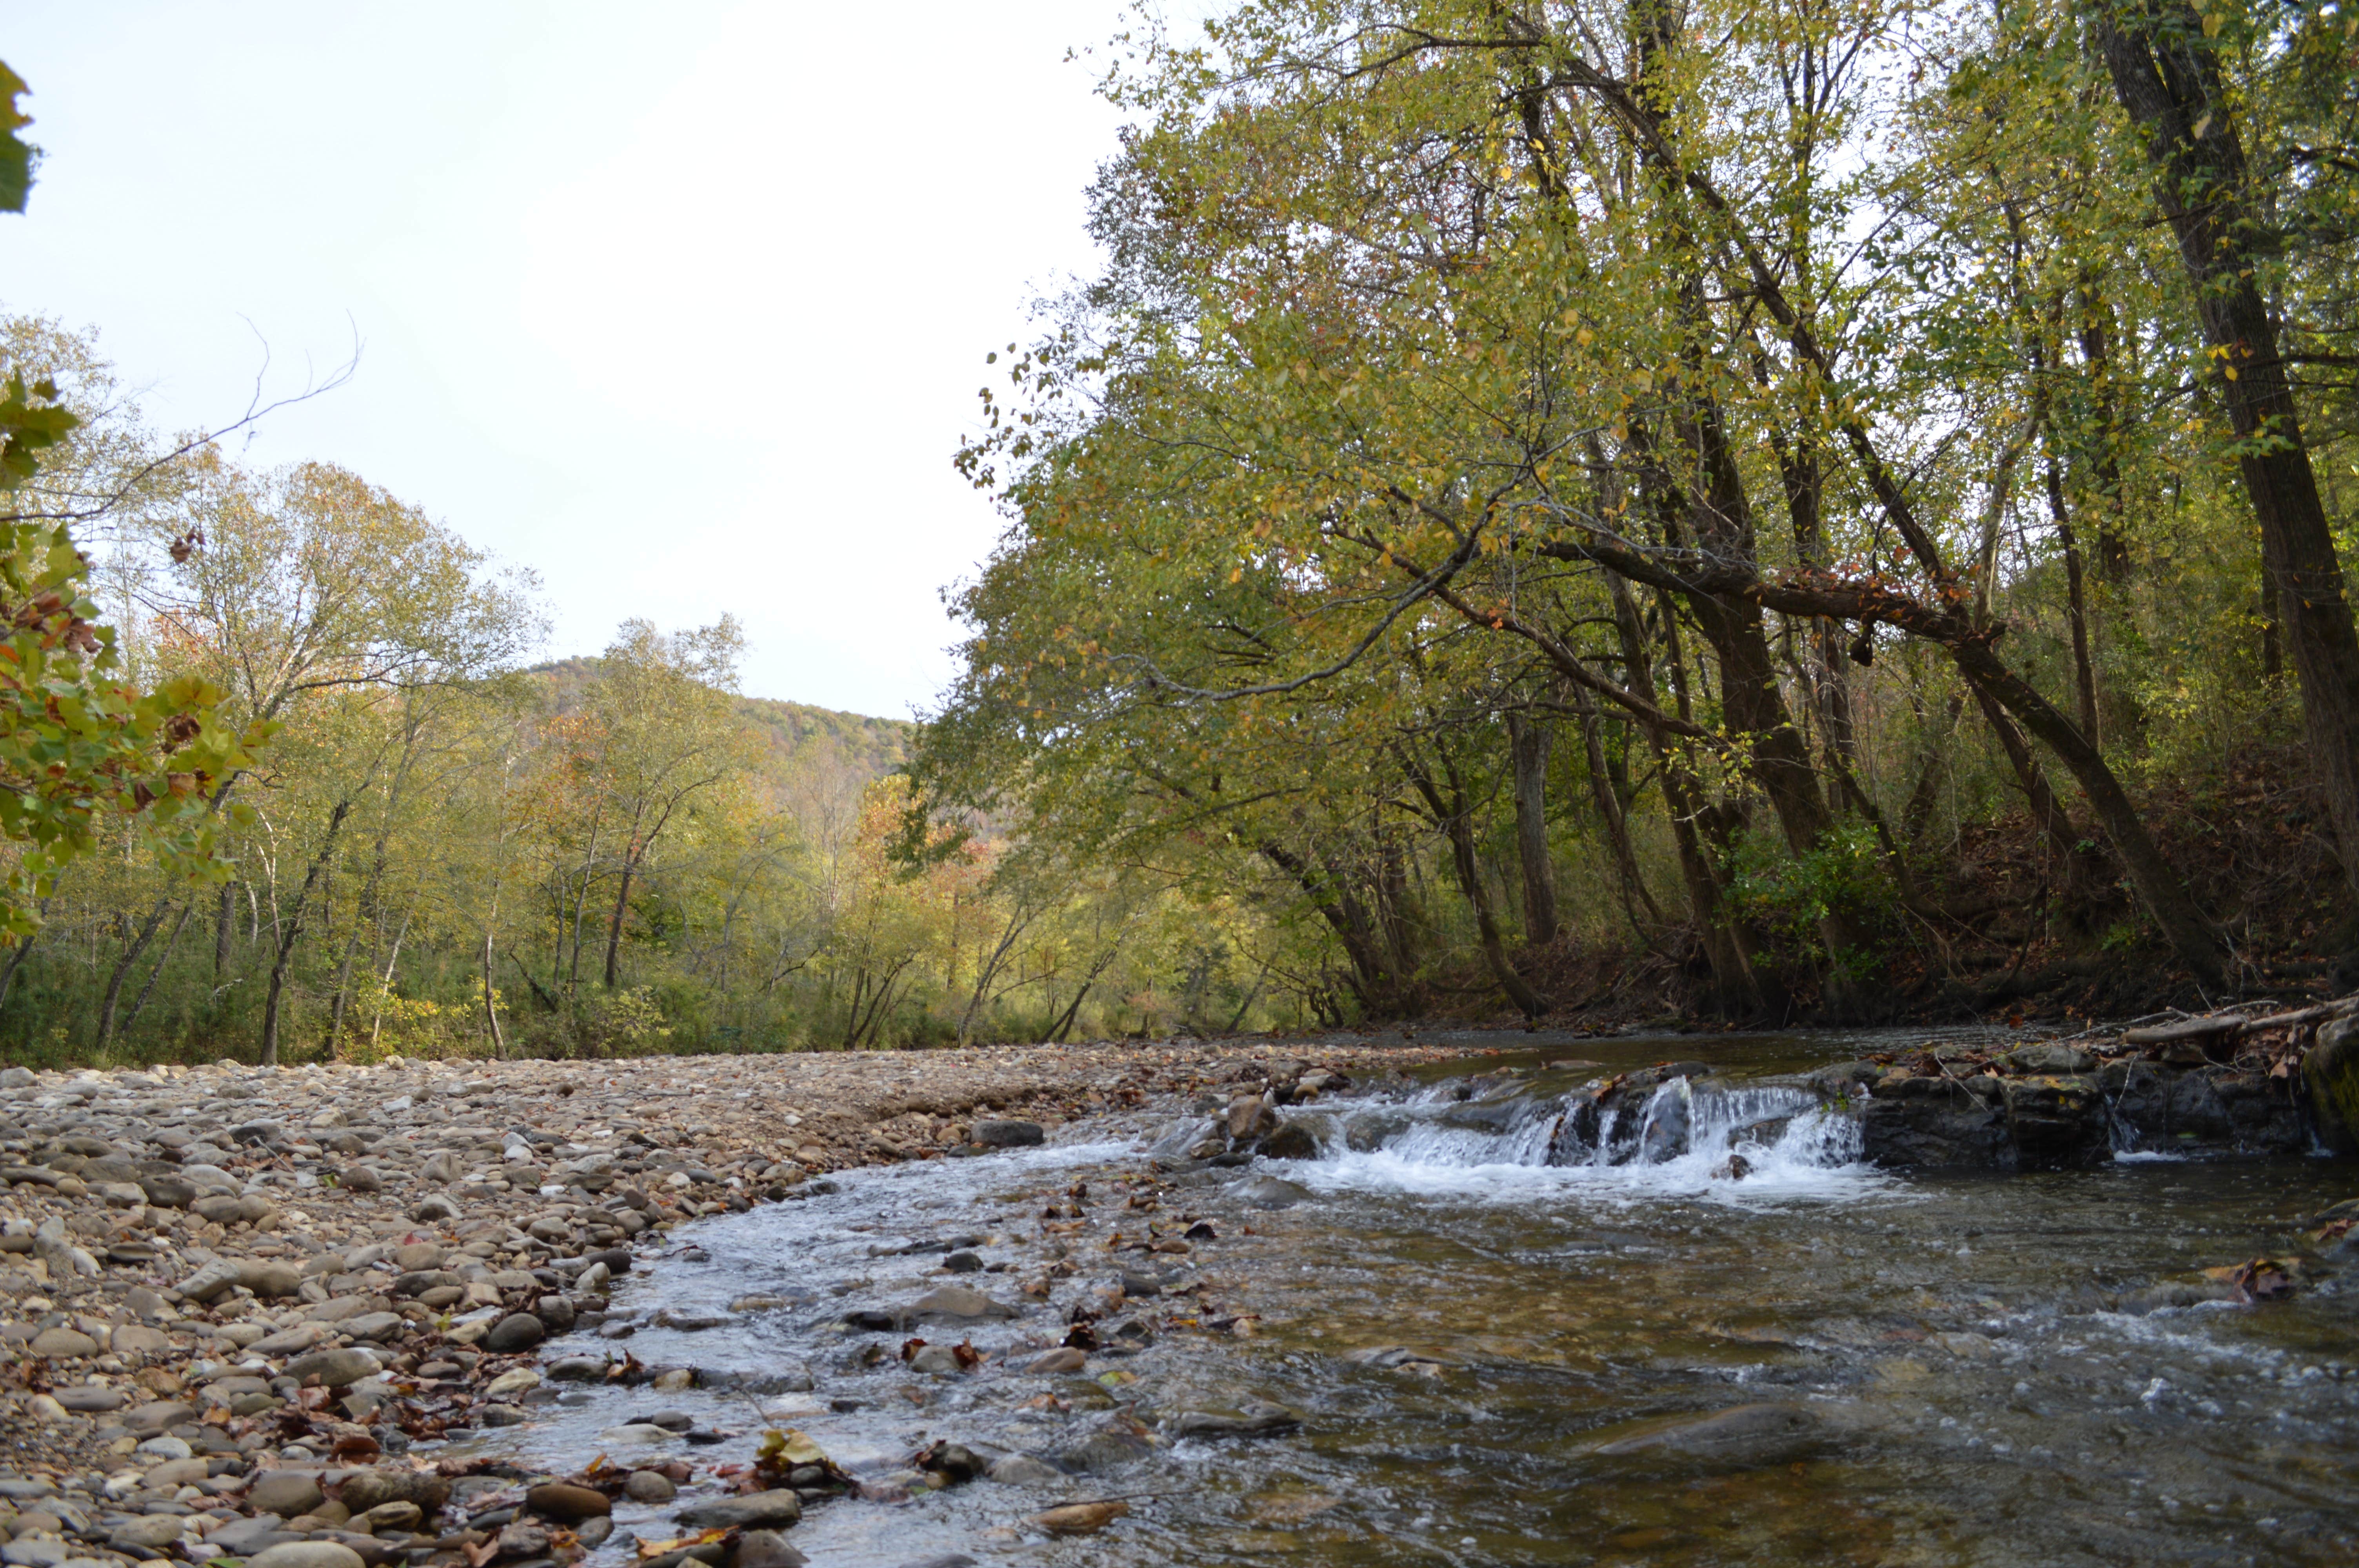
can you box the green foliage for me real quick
[0,62,37,215]
[1722,823,1899,965]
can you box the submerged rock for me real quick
[1233,1175,1311,1209]
[1579,1401,1826,1465]
[1258,1120,1320,1160]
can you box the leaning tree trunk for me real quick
[261,800,351,1067]
[1506,711,1561,944]
[95,898,173,1054]
[2091,0,2359,902]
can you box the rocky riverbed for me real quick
[4,1025,2358,1568]
[0,1044,1454,1568]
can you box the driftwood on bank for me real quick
[2121,993,2359,1048]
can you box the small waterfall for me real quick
[1207,1069,1876,1201]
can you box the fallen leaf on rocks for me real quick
[1034,1499,1129,1535]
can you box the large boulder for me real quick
[1860,1076,2009,1170]
[2307,1016,2359,1155]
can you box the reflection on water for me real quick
[465,1032,2359,1566]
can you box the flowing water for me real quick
[446,1032,2359,1565]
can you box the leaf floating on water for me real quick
[2201,1258,2297,1301]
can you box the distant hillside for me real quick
[528,658,910,786]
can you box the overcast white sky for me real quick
[2,1,1137,718]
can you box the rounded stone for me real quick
[247,1472,326,1517]
[282,1348,382,1389]
[247,1542,368,1568]
[29,1327,98,1359]
[623,1470,676,1504]
[525,1483,610,1522]
[484,1312,546,1354]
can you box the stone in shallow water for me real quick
[1165,1400,1299,1438]
[985,1454,1062,1486]
[673,1490,801,1530]
[1579,1402,1826,1466]
[623,1470,676,1504]
[901,1285,1015,1322]
[1232,1176,1310,1209]
[971,1120,1044,1148]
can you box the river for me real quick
[432,1031,2359,1566]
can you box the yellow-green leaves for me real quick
[0,62,37,216]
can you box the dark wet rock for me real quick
[1056,1427,1154,1472]
[1166,1400,1300,1437]
[1259,1120,1320,1160]
[1438,1095,1532,1134]
[972,1120,1045,1148]
[1861,1075,2010,1169]
[2310,1016,2359,1154]
[1234,1174,1310,1209]
[730,1532,807,1568]
[940,1250,983,1273]
[917,1441,984,1481]
[674,1489,802,1530]
[1581,1401,1826,1465]
[2001,1076,2110,1170]
[1638,1076,1695,1163]
[485,1312,547,1353]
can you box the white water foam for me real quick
[1259,1078,1892,1209]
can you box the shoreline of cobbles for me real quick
[0,1040,1476,1568]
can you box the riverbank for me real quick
[5,1025,2357,1566]
[0,1042,1461,1515]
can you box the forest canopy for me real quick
[909,0,2359,1025]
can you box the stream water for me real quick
[442,1032,2359,1566]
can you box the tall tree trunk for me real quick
[1621,577,1763,1012]
[2092,0,2359,902]
[261,800,352,1068]
[1259,840,1412,1016]
[1506,711,1561,944]
[0,910,45,1016]
[603,852,637,991]
[1399,745,1550,1018]
[122,902,193,1040]
[1574,686,1665,933]
[482,928,505,1057]
[95,898,173,1054]
[2046,455,2104,747]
